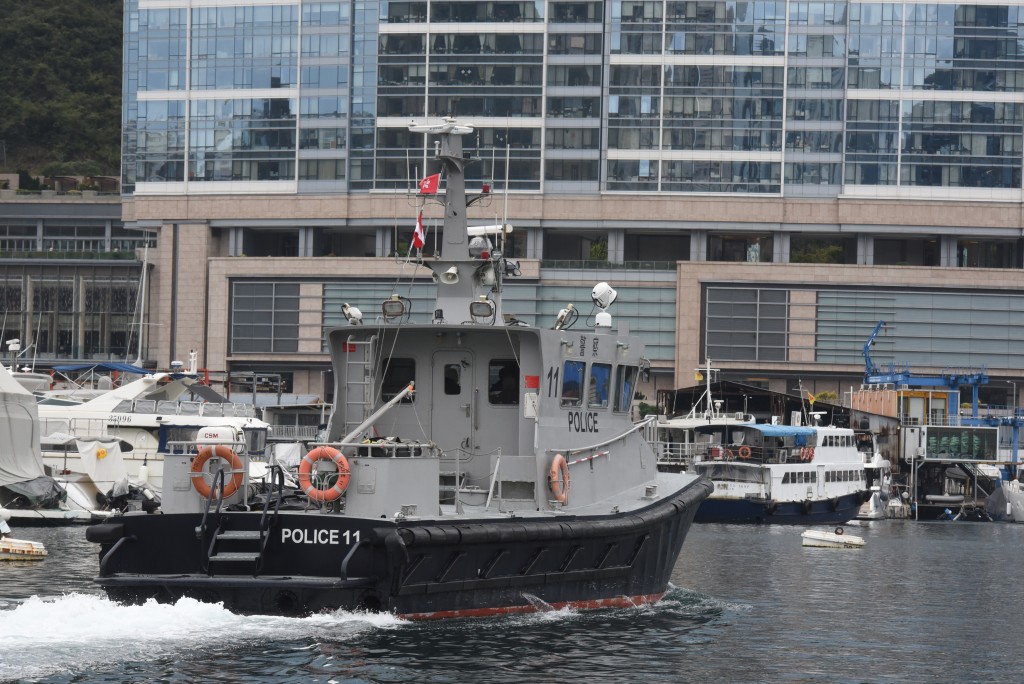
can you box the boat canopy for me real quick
[697,423,818,446]
[53,362,151,375]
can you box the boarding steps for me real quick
[208,528,264,567]
[201,466,286,576]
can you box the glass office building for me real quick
[117,1,1024,396]
[124,0,1024,198]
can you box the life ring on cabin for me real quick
[191,445,244,499]
[549,453,570,504]
[738,446,752,460]
[298,446,351,503]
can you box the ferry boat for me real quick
[654,361,754,472]
[85,120,712,619]
[689,423,871,524]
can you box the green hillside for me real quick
[0,0,122,176]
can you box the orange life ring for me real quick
[726,449,735,460]
[299,446,351,503]
[549,453,570,504]
[191,445,244,499]
[738,445,752,459]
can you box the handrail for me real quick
[340,540,368,581]
[199,468,227,575]
[98,534,135,575]
[545,415,657,456]
[255,465,286,574]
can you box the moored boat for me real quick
[86,120,712,619]
[0,537,47,560]
[801,527,865,549]
[689,423,871,524]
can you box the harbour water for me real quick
[1,520,1021,683]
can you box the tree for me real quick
[0,1,123,174]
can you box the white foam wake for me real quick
[0,593,404,681]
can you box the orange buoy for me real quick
[190,445,244,499]
[299,446,351,503]
[549,453,570,504]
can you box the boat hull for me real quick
[693,491,864,525]
[87,478,711,618]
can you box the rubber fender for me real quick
[86,523,124,544]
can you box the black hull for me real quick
[86,478,711,619]
[693,491,866,525]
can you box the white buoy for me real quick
[137,464,150,485]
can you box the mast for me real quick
[408,119,502,322]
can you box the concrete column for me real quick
[299,226,316,257]
[228,227,244,256]
[774,231,789,263]
[608,228,625,263]
[528,226,543,259]
[376,226,391,257]
[690,230,707,261]
[857,234,873,265]
[149,222,212,369]
[940,235,959,267]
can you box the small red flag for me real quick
[412,211,426,249]
[418,173,440,194]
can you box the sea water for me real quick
[1,521,1021,683]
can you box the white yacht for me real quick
[36,368,269,495]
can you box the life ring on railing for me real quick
[298,446,351,503]
[191,445,244,499]
[549,453,570,504]
[726,449,735,460]
[738,446,752,460]
[800,447,815,462]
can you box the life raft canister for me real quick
[190,445,245,499]
[299,446,351,503]
[549,453,570,504]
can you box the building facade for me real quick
[111,0,1024,404]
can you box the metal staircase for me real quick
[200,466,286,576]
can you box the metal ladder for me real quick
[343,334,377,435]
[201,466,286,576]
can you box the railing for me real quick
[0,250,139,260]
[540,259,679,270]
[268,425,320,441]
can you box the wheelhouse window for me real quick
[588,363,611,408]
[488,359,519,405]
[443,363,461,395]
[381,358,415,402]
[614,365,638,412]
[561,360,585,407]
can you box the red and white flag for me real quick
[412,211,426,249]
[418,173,440,194]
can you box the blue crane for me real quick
[862,321,988,413]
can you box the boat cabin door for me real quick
[431,350,475,456]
